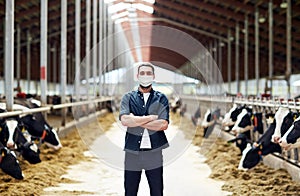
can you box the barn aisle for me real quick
[43,121,231,196]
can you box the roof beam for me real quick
[156,0,300,56]
[154,5,228,36]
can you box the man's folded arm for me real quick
[140,119,168,131]
[120,113,158,127]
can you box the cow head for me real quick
[231,108,253,133]
[238,143,262,170]
[0,117,21,148]
[222,104,245,131]
[228,133,250,155]
[286,118,300,144]
[42,124,62,150]
[222,104,237,126]
[202,108,221,138]
[201,109,212,128]
[271,107,296,143]
[0,143,24,180]
[19,141,41,164]
[279,116,300,150]
[20,114,62,150]
[238,123,282,170]
[230,105,246,122]
[265,112,275,126]
[0,118,41,164]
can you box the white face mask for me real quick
[138,75,154,87]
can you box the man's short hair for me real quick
[137,62,155,74]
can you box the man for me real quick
[119,62,170,196]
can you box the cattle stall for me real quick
[180,94,300,182]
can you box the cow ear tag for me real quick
[0,127,2,132]
[21,127,26,133]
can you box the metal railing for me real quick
[0,97,112,121]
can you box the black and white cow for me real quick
[238,107,296,170]
[265,111,275,128]
[279,116,300,150]
[0,115,41,164]
[228,107,253,154]
[225,105,264,154]
[271,107,291,143]
[170,97,182,113]
[201,108,221,138]
[222,104,245,131]
[0,141,24,179]
[231,107,253,134]
[13,99,62,150]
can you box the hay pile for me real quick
[0,112,114,196]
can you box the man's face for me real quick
[137,66,155,87]
[138,66,154,78]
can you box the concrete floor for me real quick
[43,122,232,196]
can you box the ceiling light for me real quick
[104,0,118,4]
[108,2,130,14]
[133,3,154,14]
[259,16,266,23]
[142,0,156,4]
[280,1,287,9]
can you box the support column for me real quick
[235,24,240,94]
[86,0,91,100]
[52,45,57,93]
[40,0,48,105]
[255,8,260,97]
[16,24,21,91]
[5,0,14,111]
[227,29,232,93]
[286,0,292,98]
[269,1,273,95]
[103,3,107,95]
[218,39,222,84]
[244,16,249,97]
[26,30,31,93]
[61,0,67,125]
[93,0,98,96]
[98,0,103,96]
[75,0,81,100]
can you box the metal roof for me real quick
[0,0,299,84]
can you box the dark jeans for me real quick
[124,150,163,196]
